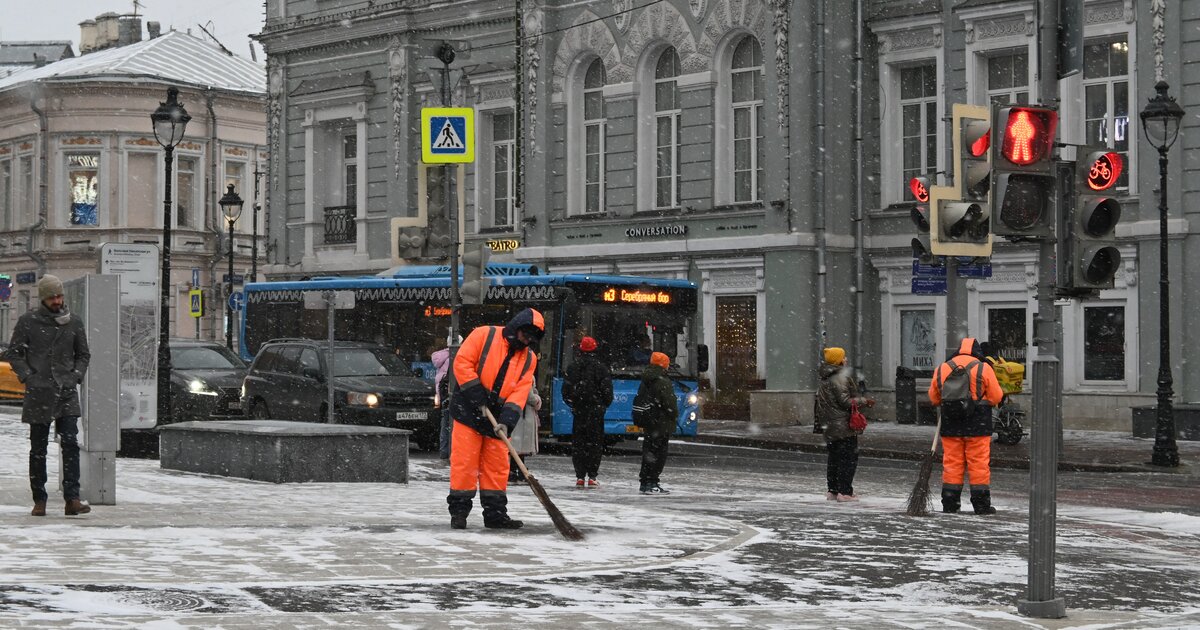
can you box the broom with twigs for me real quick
[905,409,942,517]
[481,406,585,541]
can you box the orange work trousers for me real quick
[941,435,991,486]
[449,420,511,493]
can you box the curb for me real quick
[684,433,1189,475]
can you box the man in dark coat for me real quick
[636,352,677,495]
[6,275,91,517]
[562,336,613,487]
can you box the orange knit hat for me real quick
[649,352,670,369]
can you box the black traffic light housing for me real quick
[907,177,937,264]
[990,104,1059,239]
[1058,148,1123,295]
[929,184,992,257]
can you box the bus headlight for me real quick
[347,392,381,408]
[689,411,697,422]
[686,393,699,406]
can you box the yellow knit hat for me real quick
[823,347,846,365]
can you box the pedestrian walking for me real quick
[508,387,541,483]
[634,351,677,495]
[815,347,873,502]
[927,337,1004,515]
[5,275,91,517]
[563,336,613,488]
[447,308,544,530]
[430,342,452,459]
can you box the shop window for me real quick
[986,307,1027,363]
[900,309,937,370]
[1083,305,1124,381]
[715,295,759,409]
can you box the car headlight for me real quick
[188,379,219,396]
[686,393,699,406]
[346,391,381,408]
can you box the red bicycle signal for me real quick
[909,177,930,203]
[1086,152,1123,191]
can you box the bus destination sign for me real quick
[602,287,672,305]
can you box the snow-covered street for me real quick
[1,409,1198,628]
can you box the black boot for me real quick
[941,487,962,513]
[970,487,997,515]
[447,492,473,529]
[480,491,522,529]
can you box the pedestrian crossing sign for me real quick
[188,289,203,318]
[421,107,475,164]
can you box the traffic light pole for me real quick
[437,44,462,356]
[1018,0,1066,619]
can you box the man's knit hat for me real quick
[38,275,64,301]
[649,352,670,369]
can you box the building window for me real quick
[986,306,1027,363]
[176,157,196,228]
[986,50,1029,106]
[731,37,764,203]
[66,153,99,226]
[225,161,246,230]
[342,134,358,207]
[583,59,606,214]
[19,156,32,227]
[900,309,936,370]
[655,48,681,209]
[0,160,11,230]
[900,63,938,200]
[1083,305,1124,381]
[1083,36,1130,190]
[492,112,515,228]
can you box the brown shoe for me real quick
[31,502,46,517]
[65,499,91,516]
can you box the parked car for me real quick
[168,339,248,424]
[241,339,438,449]
[0,342,25,402]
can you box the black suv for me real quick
[241,339,438,448]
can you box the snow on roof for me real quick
[0,31,264,95]
[0,64,30,80]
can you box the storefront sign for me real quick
[625,224,687,239]
[486,239,520,253]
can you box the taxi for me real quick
[0,343,25,401]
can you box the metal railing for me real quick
[323,206,356,244]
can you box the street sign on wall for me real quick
[911,276,948,296]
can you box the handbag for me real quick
[849,401,868,432]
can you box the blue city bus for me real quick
[239,264,706,440]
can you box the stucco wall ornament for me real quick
[689,0,708,20]
[1150,0,1165,83]
[267,57,284,192]
[525,8,542,152]
[1085,1,1127,25]
[697,0,771,66]
[622,3,703,75]
[388,37,408,181]
[613,0,633,32]
[551,12,620,94]
[770,0,789,133]
[966,14,1033,44]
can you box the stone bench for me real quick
[159,420,409,483]
[1132,404,1200,441]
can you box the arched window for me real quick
[730,37,763,203]
[583,59,607,214]
[654,47,681,208]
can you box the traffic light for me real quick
[1059,148,1123,294]
[952,104,991,202]
[928,184,992,257]
[990,105,1058,238]
[461,243,490,305]
[397,227,427,259]
[908,177,936,263]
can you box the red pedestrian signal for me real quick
[1000,107,1057,166]
[1085,151,1123,191]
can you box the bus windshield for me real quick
[567,305,694,378]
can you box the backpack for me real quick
[631,383,655,427]
[938,359,982,421]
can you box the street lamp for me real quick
[151,86,191,425]
[219,184,244,351]
[1139,80,1185,468]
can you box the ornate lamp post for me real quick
[1139,80,1185,468]
[219,185,245,351]
[151,87,191,424]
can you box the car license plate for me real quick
[228,401,242,411]
[625,424,643,433]
[395,411,425,421]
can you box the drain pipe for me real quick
[26,87,49,275]
[204,89,224,341]
[813,0,828,351]
[851,0,865,379]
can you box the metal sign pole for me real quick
[326,290,336,424]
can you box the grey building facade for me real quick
[257,0,1198,430]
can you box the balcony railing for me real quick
[323,205,356,245]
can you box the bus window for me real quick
[576,307,692,377]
